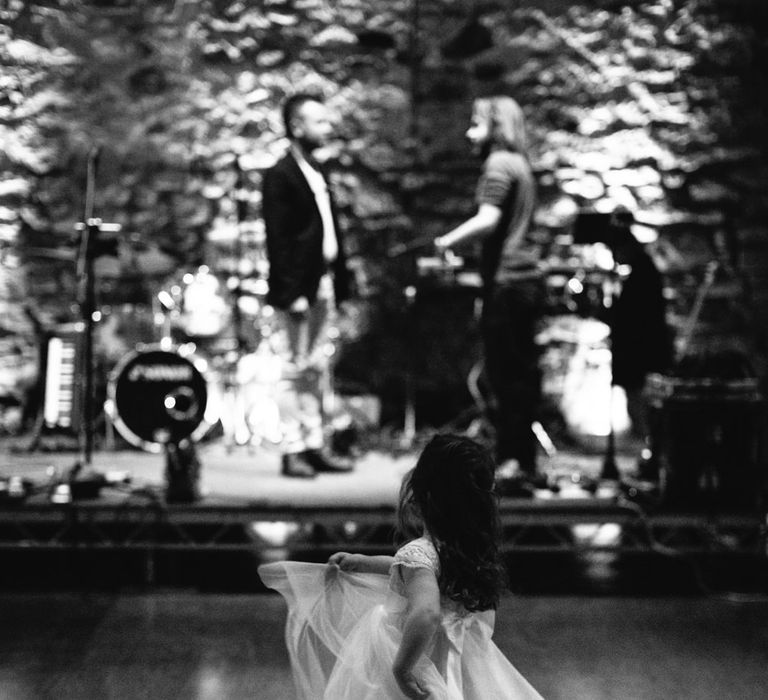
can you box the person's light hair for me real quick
[473,96,528,155]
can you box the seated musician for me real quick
[605,209,672,478]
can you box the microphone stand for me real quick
[401,284,417,448]
[601,393,620,481]
[601,266,620,482]
[224,156,250,450]
[74,146,121,470]
[232,156,247,355]
[387,236,433,449]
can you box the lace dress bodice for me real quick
[389,536,441,595]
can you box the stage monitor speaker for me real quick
[646,374,765,513]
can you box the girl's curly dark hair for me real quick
[397,434,507,611]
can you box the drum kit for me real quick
[410,243,626,448]
[103,263,323,454]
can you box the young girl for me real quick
[258,434,545,699]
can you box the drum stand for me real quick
[220,156,265,452]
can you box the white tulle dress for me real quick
[258,537,545,699]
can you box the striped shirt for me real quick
[476,150,538,284]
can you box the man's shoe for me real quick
[281,453,317,478]
[304,448,354,473]
[522,471,550,490]
[494,474,535,499]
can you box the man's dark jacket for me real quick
[261,151,350,310]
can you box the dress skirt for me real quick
[259,561,545,700]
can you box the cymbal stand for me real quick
[600,267,620,482]
[221,156,254,451]
[400,284,418,448]
[231,156,249,356]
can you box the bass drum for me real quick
[106,347,213,453]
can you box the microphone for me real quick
[87,144,102,173]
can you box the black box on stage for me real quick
[572,211,634,245]
[573,212,613,245]
[646,374,766,513]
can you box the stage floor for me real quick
[1,436,766,596]
[2,436,765,582]
[0,438,637,507]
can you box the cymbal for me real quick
[130,246,176,276]
[20,242,177,275]
[22,247,76,261]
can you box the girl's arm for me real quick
[327,552,394,575]
[435,202,502,250]
[392,567,441,700]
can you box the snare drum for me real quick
[105,346,214,452]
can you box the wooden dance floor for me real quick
[1,441,767,699]
[1,589,767,700]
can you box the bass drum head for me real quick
[107,347,209,453]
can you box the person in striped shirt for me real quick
[435,96,544,485]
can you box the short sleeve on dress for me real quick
[392,537,439,575]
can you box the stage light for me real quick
[571,522,622,547]
[157,290,175,310]
[51,483,71,504]
[249,521,299,547]
[594,523,622,547]
[195,668,224,697]
[237,296,260,315]
[567,277,584,294]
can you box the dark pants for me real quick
[481,278,544,473]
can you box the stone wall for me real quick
[1,0,767,424]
